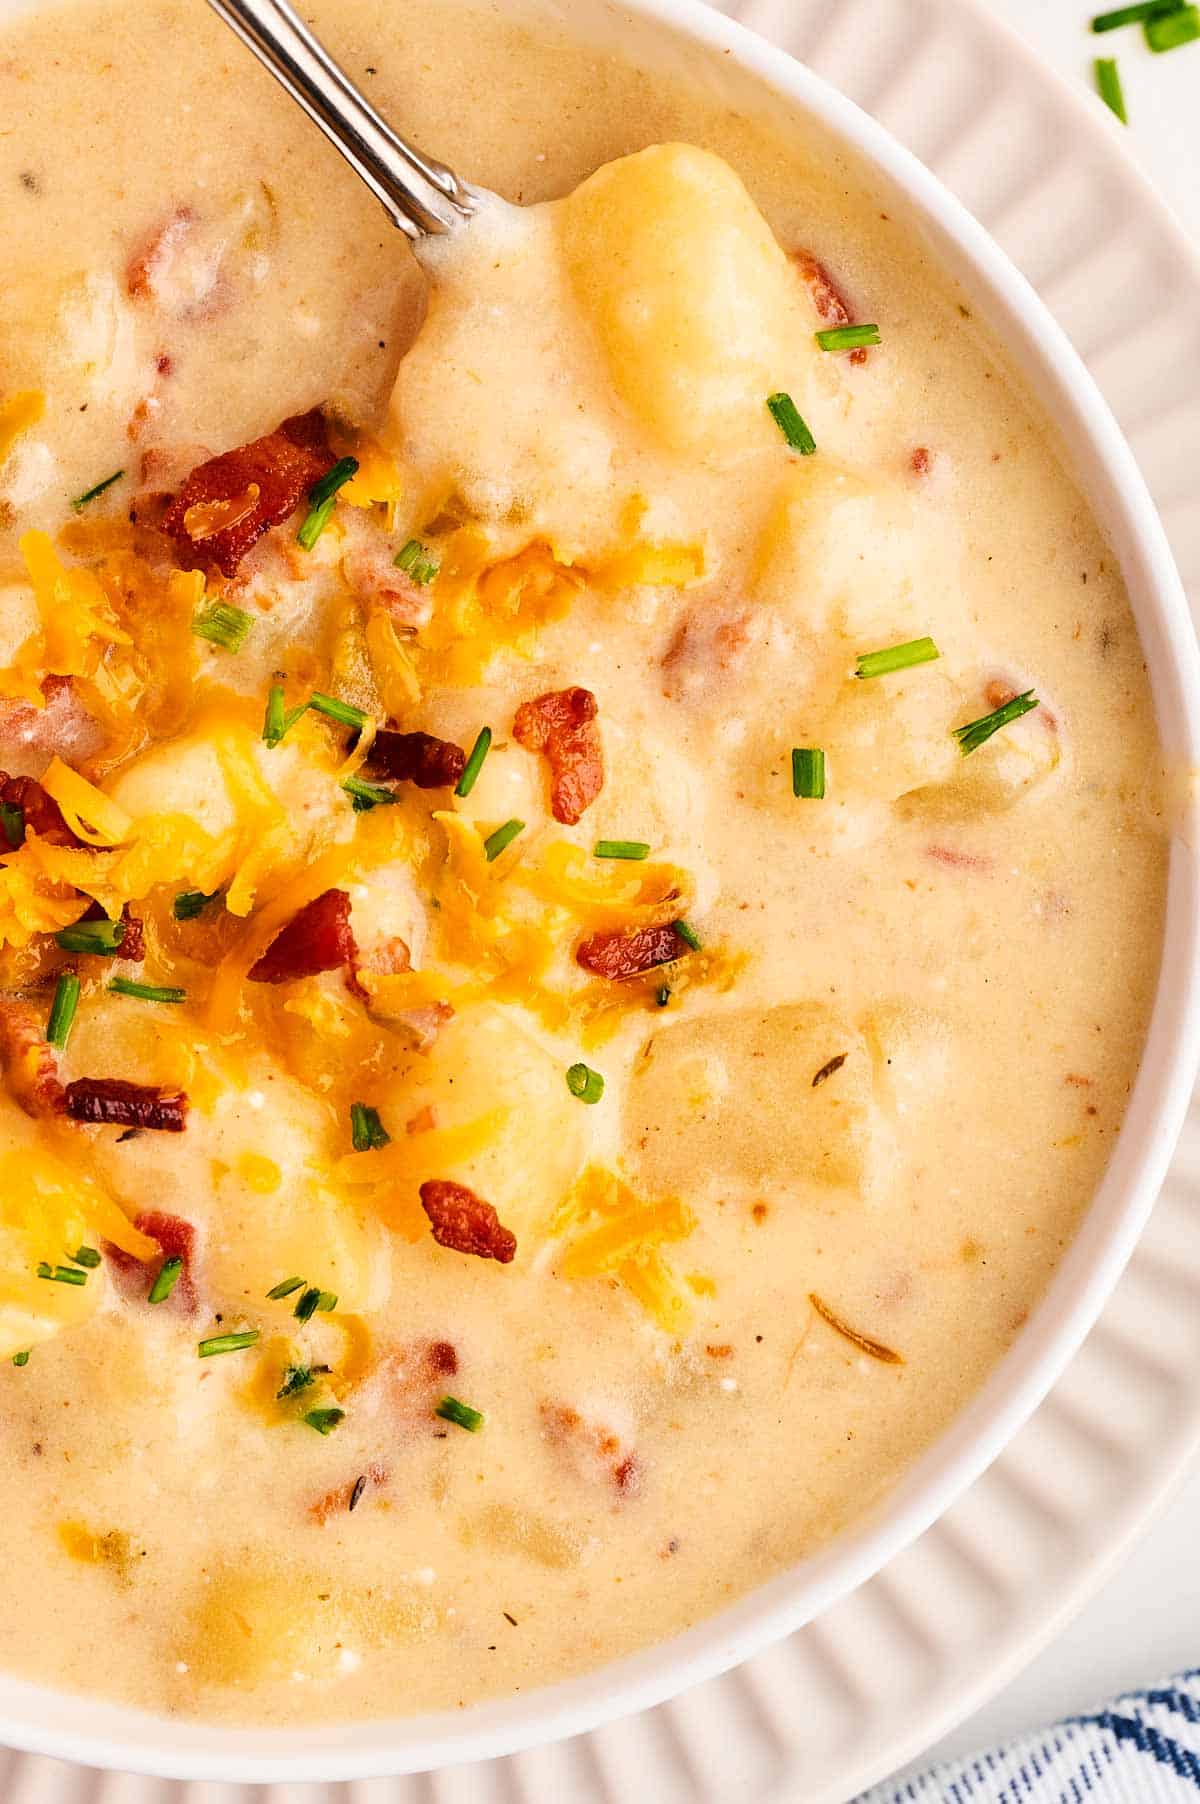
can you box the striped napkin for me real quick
[859,1673,1200,1801]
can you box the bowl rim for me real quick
[3,0,1200,1780]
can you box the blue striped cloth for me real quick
[860,1674,1200,1801]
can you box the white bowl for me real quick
[3,0,1199,1781]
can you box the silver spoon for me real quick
[204,0,479,239]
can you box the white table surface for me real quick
[890,0,1200,1779]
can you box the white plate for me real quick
[4,0,1200,1796]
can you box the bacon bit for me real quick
[105,1210,197,1311]
[791,249,869,365]
[426,1339,459,1377]
[343,539,433,631]
[811,1052,848,1088]
[660,609,755,702]
[79,901,144,964]
[405,1104,439,1137]
[392,1000,454,1054]
[926,844,992,872]
[357,936,412,978]
[162,410,334,578]
[705,1344,733,1358]
[985,678,1057,733]
[576,921,692,980]
[1064,1073,1093,1088]
[64,1078,188,1132]
[808,1293,903,1365]
[366,728,465,791]
[540,1401,643,1499]
[0,771,81,846]
[419,1178,516,1264]
[751,1202,768,1224]
[248,889,357,985]
[308,1461,388,1526]
[910,446,933,475]
[0,999,65,1117]
[512,686,604,825]
[182,482,262,542]
[126,207,198,301]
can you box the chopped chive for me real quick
[593,839,651,861]
[436,1395,484,1433]
[38,1264,86,1286]
[815,324,881,352]
[1094,56,1128,119]
[46,973,80,1051]
[266,1275,305,1300]
[855,637,940,680]
[309,691,370,731]
[173,889,219,921]
[148,1256,183,1305]
[108,978,187,1004]
[68,1246,101,1269]
[766,391,817,455]
[304,1407,345,1435]
[1146,2,1200,45]
[192,601,254,654]
[55,916,125,956]
[0,801,24,849]
[455,726,492,798]
[294,1286,321,1324]
[673,919,702,953]
[791,747,826,800]
[394,538,440,585]
[953,689,1039,756]
[71,469,124,512]
[316,1290,338,1314]
[1092,0,1183,26]
[656,984,671,1007]
[11,1350,29,1368]
[261,682,308,749]
[483,818,525,862]
[341,775,398,812]
[276,1364,319,1400]
[297,457,359,550]
[197,1329,259,1358]
[566,1062,605,1105]
[350,1101,390,1152]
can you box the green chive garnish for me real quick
[304,1407,345,1435]
[108,978,187,1004]
[456,726,492,798]
[197,1329,259,1358]
[1094,56,1128,120]
[593,840,651,861]
[436,1395,484,1433]
[0,802,24,849]
[316,1290,338,1313]
[148,1256,183,1305]
[11,1350,29,1367]
[173,889,219,921]
[277,1364,319,1400]
[483,818,525,862]
[1146,2,1200,46]
[766,392,817,455]
[673,920,702,952]
[953,690,1039,756]
[71,469,124,512]
[656,985,671,1007]
[68,1246,101,1269]
[54,917,125,956]
[262,682,308,749]
[294,1286,321,1323]
[37,1263,86,1286]
[394,538,440,585]
[193,602,254,654]
[815,324,881,352]
[297,457,359,551]
[341,775,398,812]
[855,637,941,680]
[792,748,826,800]
[350,1102,390,1152]
[566,1062,605,1105]
[1092,0,1183,26]
[46,973,80,1051]
[309,691,370,731]
[266,1276,305,1300]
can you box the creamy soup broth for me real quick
[0,0,1167,1725]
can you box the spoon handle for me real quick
[204,0,478,238]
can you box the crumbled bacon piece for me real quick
[105,1210,198,1312]
[126,207,199,302]
[540,1402,643,1498]
[419,1178,516,1264]
[426,1339,459,1377]
[161,410,334,577]
[308,1462,388,1525]
[576,921,692,980]
[791,248,870,365]
[248,889,357,985]
[910,446,933,476]
[0,1000,65,1117]
[343,536,433,631]
[512,686,604,825]
[0,772,81,847]
[366,728,465,791]
[64,1078,188,1132]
